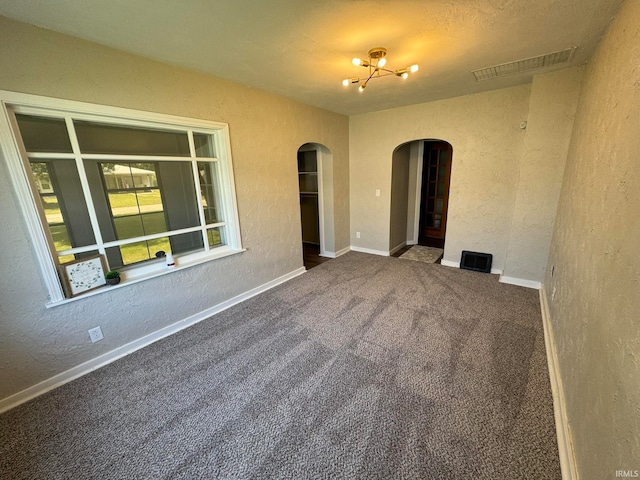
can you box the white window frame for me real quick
[0,90,244,307]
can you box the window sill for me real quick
[45,246,246,308]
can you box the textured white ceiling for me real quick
[0,0,625,115]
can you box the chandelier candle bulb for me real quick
[410,64,419,73]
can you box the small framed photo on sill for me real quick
[60,255,108,298]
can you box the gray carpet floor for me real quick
[0,252,561,479]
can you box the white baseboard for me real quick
[406,240,418,246]
[499,275,541,290]
[441,259,460,268]
[350,246,390,257]
[321,246,351,259]
[389,241,407,256]
[540,286,578,480]
[0,267,306,414]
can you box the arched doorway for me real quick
[389,139,453,254]
[297,143,335,269]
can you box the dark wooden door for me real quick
[419,141,452,247]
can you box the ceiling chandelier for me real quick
[343,47,419,92]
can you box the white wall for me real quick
[0,16,349,403]
[544,0,640,476]
[389,143,411,252]
[406,141,422,244]
[502,68,583,284]
[349,69,582,281]
[350,85,531,269]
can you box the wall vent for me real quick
[460,251,493,273]
[472,47,578,81]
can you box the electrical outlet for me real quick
[88,326,104,343]
[356,232,360,239]
[552,286,557,300]
[375,189,380,197]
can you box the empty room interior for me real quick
[0,0,638,479]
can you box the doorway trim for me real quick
[297,143,335,258]
[401,138,453,250]
[409,141,425,245]
[417,140,453,248]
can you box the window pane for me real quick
[102,162,158,189]
[30,161,96,251]
[58,253,75,264]
[74,121,189,156]
[109,232,204,265]
[103,163,170,240]
[111,209,168,240]
[198,162,222,224]
[113,215,145,239]
[58,250,100,266]
[207,227,225,248]
[170,231,204,255]
[50,223,72,252]
[117,237,172,267]
[194,133,216,157]
[156,162,201,230]
[141,212,168,236]
[16,114,73,153]
[41,194,63,225]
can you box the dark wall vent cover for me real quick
[460,251,493,273]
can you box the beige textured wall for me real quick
[389,143,411,251]
[0,17,349,402]
[350,85,530,267]
[544,0,640,476]
[502,68,583,283]
[318,144,336,254]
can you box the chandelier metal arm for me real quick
[358,64,404,77]
[343,47,418,91]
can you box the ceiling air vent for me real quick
[472,47,578,81]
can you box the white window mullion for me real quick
[216,127,242,249]
[81,154,207,162]
[64,117,106,255]
[188,131,210,251]
[56,223,225,257]
[25,152,76,160]
[0,105,66,302]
